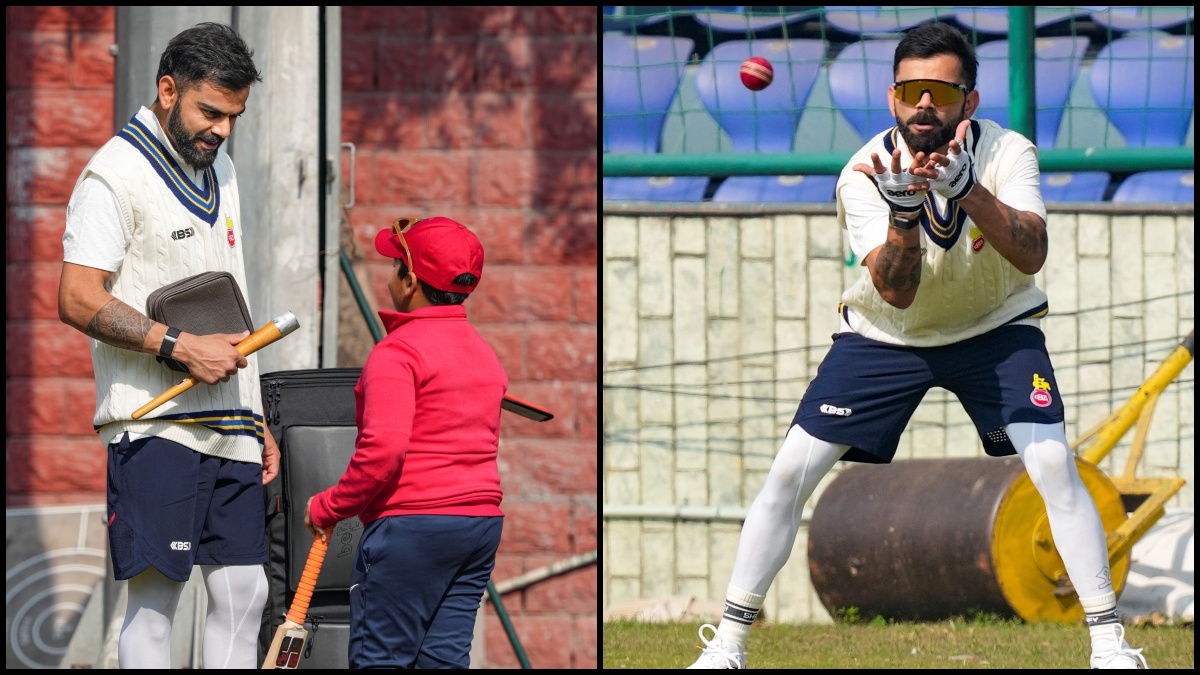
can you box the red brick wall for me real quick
[6,6,115,506]
[6,6,596,668]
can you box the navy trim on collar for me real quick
[118,115,221,226]
[882,125,973,251]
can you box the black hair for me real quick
[156,22,263,97]
[893,22,978,92]
[396,259,477,306]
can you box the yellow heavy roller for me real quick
[809,331,1193,623]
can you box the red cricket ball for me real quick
[739,56,774,91]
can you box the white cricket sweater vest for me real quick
[838,120,1048,347]
[74,110,264,463]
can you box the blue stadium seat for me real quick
[693,7,817,34]
[695,39,826,203]
[827,39,901,142]
[711,174,837,203]
[602,34,694,153]
[1088,34,1195,147]
[695,39,826,152]
[973,37,1089,148]
[603,176,710,202]
[1089,7,1195,32]
[1039,172,1110,202]
[822,6,939,36]
[952,6,1108,35]
[603,34,703,202]
[1110,171,1194,203]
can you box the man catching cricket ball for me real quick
[688,23,1147,669]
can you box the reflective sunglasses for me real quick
[893,79,970,107]
[392,217,423,277]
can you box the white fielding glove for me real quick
[866,166,927,218]
[928,140,977,201]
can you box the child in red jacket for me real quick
[305,217,507,668]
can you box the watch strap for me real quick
[160,326,182,359]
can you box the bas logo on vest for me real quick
[171,227,195,240]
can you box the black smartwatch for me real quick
[160,326,182,359]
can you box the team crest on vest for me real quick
[226,216,235,247]
[1030,373,1052,407]
[969,224,985,253]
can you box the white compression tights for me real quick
[119,565,268,669]
[728,422,1114,601]
[1007,421,1114,598]
[730,424,849,595]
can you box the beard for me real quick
[167,103,222,171]
[896,104,964,157]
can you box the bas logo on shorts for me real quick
[170,541,191,551]
[1030,373,1052,407]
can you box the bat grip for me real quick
[130,321,285,420]
[286,538,328,626]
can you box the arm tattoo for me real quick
[84,297,154,352]
[875,239,922,294]
[1006,204,1048,260]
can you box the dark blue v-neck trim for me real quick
[118,115,220,226]
[882,120,981,251]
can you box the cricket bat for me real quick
[262,536,328,669]
[501,394,554,422]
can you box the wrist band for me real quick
[160,326,182,359]
[891,214,920,231]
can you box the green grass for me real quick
[604,618,1194,669]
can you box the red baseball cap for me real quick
[374,217,484,293]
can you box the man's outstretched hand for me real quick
[853,148,933,217]
[923,120,977,202]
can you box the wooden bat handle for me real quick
[286,537,328,625]
[131,375,202,419]
[131,312,297,420]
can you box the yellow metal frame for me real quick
[1070,330,1193,584]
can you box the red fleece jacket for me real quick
[310,305,507,527]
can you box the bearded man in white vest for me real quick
[58,22,277,669]
[688,22,1147,670]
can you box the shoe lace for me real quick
[696,624,742,668]
[1094,624,1149,669]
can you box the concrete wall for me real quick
[602,206,1195,623]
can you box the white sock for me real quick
[119,567,184,668]
[201,564,269,669]
[715,585,765,648]
[1081,592,1123,650]
[717,425,847,648]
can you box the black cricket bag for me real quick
[258,368,366,669]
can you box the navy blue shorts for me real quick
[106,432,267,581]
[794,324,1065,464]
[349,515,503,669]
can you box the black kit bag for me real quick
[258,368,365,669]
[145,271,255,373]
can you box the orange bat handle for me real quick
[286,537,328,625]
[131,320,286,420]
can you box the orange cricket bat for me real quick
[501,394,554,422]
[262,536,328,669]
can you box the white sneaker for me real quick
[686,623,746,669]
[1090,624,1149,669]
